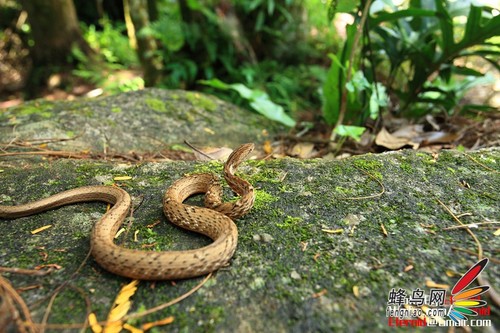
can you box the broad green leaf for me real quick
[322,54,343,125]
[370,9,436,25]
[199,79,296,127]
[198,78,231,90]
[435,0,454,51]
[334,125,366,142]
[250,96,296,127]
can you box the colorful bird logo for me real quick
[448,258,490,323]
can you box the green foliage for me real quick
[73,18,143,94]
[369,1,500,116]
[322,0,499,141]
[200,78,296,127]
[324,0,499,133]
[83,18,137,66]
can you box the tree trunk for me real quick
[20,0,93,66]
[129,0,163,86]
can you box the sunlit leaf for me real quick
[334,125,366,142]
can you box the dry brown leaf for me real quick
[290,142,316,158]
[375,127,419,149]
[263,140,272,154]
[403,265,414,272]
[312,289,328,299]
[193,147,233,161]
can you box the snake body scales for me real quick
[0,144,255,280]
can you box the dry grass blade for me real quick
[464,153,500,174]
[437,198,500,307]
[339,166,385,200]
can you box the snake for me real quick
[0,143,255,280]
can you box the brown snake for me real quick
[0,144,255,280]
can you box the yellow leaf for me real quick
[123,323,143,333]
[353,286,360,298]
[425,280,449,289]
[142,316,175,331]
[380,223,388,237]
[114,228,126,239]
[88,313,102,333]
[321,228,343,234]
[104,280,139,333]
[494,228,500,236]
[114,176,132,181]
[31,225,52,235]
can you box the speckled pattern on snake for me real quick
[0,143,255,280]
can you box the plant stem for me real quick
[331,0,373,141]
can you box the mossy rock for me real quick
[0,148,498,332]
[0,89,283,154]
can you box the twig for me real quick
[437,198,483,258]
[339,165,385,200]
[438,198,499,306]
[443,221,499,230]
[0,276,36,333]
[464,153,500,174]
[451,247,500,264]
[0,267,54,276]
[183,140,214,160]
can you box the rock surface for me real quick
[0,148,499,332]
[0,89,282,154]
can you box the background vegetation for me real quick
[0,0,498,146]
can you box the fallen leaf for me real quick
[312,289,328,299]
[113,176,132,181]
[380,223,388,237]
[193,147,233,161]
[104,280,140,333]
[122,324,143,333]
[404,265,414,272]
[263,140,272,154]
[353,286,360,298]
[425,280,449,289]
[88,313,103,333]
[141,316,175,331]
[322,228,343,234]
[114,228,126,239]
[35,264,62,270]
[375,127,418,150]
[31,225,52,235]
[290,142,316,158]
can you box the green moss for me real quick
[145,98,167,113]
[185,91,217,112]
[111,107,122,113]
[399,161,413,173]
[253,190,278,211]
